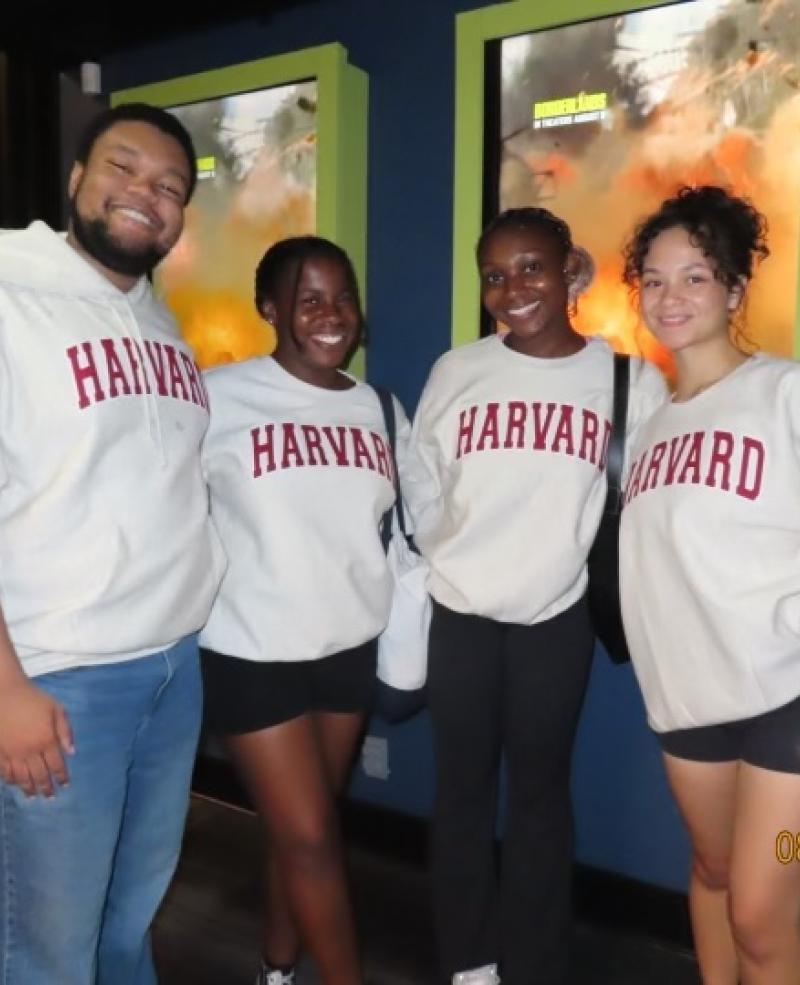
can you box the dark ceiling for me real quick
[2,1,318,68]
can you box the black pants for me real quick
[428,596,594,985]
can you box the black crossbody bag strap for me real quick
[587,352,632,665]
[375,386,407,549]
[604,353,630,517]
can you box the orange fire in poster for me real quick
[516,101,800,377]
[573,263,674,378]
[167,286,276,369]
[500,0,800,371]
[157,86,317,369]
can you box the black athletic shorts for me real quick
[657,691,800,774]
[200,639,377,735]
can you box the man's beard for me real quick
[69,196,167,279]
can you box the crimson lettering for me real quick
[457,406,478,459]
[476,403,500,452]
[626,430,767,504]
[454,399,611,472]
[249,423,393,481]
[736,437,765,500]
[281,424,305,469]
[252,425,276,477]
[67,343,106,409]
[66,338,204,412]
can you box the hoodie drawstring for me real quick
[112,300,167,466]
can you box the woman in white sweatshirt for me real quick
[200,236,408,985]
[620,185,800,985]
[404,207,666,985]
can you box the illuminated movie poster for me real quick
[157,81,317,368]
[499,0,800,373]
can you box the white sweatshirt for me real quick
[0,222,226,676]
[404,334,667,624]
[620,353,800,732]
[200,357,409,663]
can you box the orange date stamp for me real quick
[775,831,800,864]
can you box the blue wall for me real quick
[104,0,690,893]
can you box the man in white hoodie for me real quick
[0,104,225,985]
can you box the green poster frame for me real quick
[113,42,368,374]
[452,0,800,356]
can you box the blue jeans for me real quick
[0,635,202,985]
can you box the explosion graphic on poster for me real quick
[157,82,317,368]
[499,0,800,376]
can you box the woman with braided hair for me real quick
[200,236,409,985]
[404,207,666,985]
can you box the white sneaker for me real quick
[255,962,296,985]
[452,963,500,985]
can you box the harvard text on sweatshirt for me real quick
[200,357,409,663]
[404,334,666,624]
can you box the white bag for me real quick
[373,387,432,719]
[377,525,431,691]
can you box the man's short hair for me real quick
[74,103,198,203]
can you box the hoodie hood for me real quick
[0,221,151,306]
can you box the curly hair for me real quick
[477,207,574,263]
[622,186,769,290]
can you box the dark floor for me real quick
[152,795,700,985]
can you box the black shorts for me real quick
[656,691,800,775]
[200,640,377,736]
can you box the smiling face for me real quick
[66,120,191,291]
[639,225,742,355]
[264,254,362,388]
[478,224,580,357]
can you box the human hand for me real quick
[0,678,74,797]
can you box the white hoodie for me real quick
[0,222,226,676]
[200,356,409,663]
[404,334,667,625]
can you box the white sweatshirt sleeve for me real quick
[0,319,8,493]
[787,370,800,462]
[392,394,414,533]
[624,357,669,474]
[403,362,448,543]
